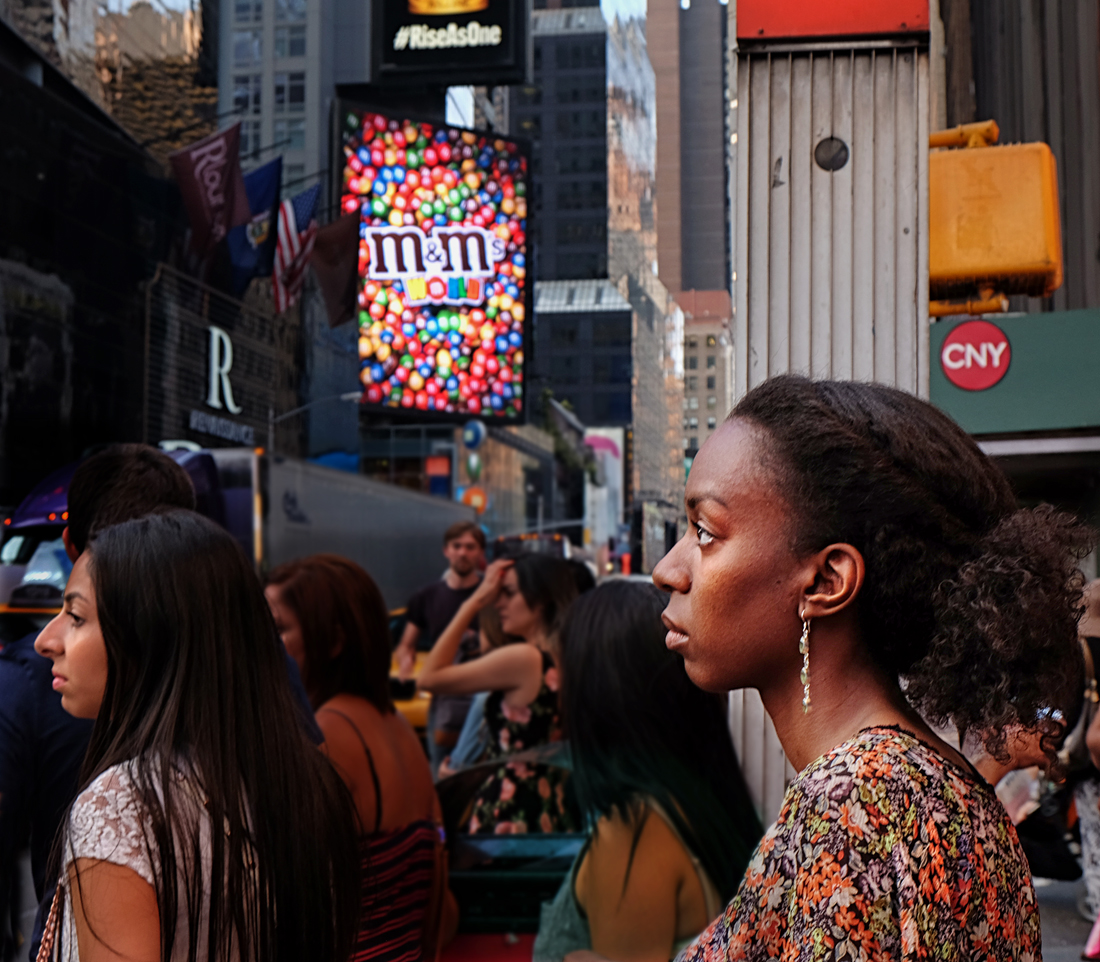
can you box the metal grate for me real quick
[143,264,300,451]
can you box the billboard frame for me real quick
[335,97,534,427]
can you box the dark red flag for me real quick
[169,123,251,258]
[311,213,359,327]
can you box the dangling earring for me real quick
[799,611,812,713]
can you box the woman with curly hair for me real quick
[649,376,1090,962]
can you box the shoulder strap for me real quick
[319,707,383,833]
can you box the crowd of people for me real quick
[1,374,1098,962]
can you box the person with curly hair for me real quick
[645,376,1091,962]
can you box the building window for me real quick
[234,0,261,21]
[593,355,631,384]
[706,355,716,369]
[233,29,261,63]
[275,72,305,112]
[686,375,698,391]
[687,355,698,370]
[550,318,579,347]
[688,436,698,450]
[274,118,306,149]
[706,335,717,347]
[706,375,715,389]
[687,336,698,349]
[550,355,580,384]
[592,316,630,348]
[707,396,717,409]
[275,24,306,57]
[593,391,631,422]
[275,0,306,20]
[688,396,699,410]
[707,416,717,429]
[283,163,305,194]
[683,437,690,449]
[233,73,261,114]
[515,85,541,106]
[240,120,261,161]
[687,416,698,429]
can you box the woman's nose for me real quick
[34,614,65,658]
[652,534,691,594]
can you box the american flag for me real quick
[272,183,321,313]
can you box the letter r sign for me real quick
[206,325,243,413]
[940,319,1012,391]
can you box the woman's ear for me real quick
[801,543,865,619]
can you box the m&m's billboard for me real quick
[341,109,530,422]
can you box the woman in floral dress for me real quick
[418,553,578,834]
[643,376,1090,962]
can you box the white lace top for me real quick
[59,761,227,962]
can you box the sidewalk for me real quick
[1037,878,1092,962]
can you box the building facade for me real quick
[511,5,608,281]
[648,0,729,296]
[678,289,732,459]
[516,4,684,568]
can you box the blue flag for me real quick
[227,157,282,296]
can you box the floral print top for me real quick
[465,649,576,835]
[678,727,1041,962]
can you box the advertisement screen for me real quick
[341,109,529,420]
[373,0,527,86]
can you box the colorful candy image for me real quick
[341,110,528,419]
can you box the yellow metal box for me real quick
[929,142,1062,298]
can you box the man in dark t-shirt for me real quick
[395,520,486,774]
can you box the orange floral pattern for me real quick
[678,727,1041,962]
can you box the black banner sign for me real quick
[373,0,528,86]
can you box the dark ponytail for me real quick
[733,376,1093,760]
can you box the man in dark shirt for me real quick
[395,521,485,774]
[0,444,319,960]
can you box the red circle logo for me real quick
[940,320,1011,391]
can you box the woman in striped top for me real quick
[265,555,454,962]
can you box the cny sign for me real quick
[341,109,529,421]
[940,319,1011,391]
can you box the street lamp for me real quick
[267,391,361,453]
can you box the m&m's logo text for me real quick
[362,225,506,306]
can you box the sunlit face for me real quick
[495,568,542,639]
[265,584,306,680]
[652,419,809,693]
[444,533,484,578]
[35,552,109,719]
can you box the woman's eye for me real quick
[694,523,715,546]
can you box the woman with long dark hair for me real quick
[417,553,578,834]
[533,581,762,962]
[265,554,452,961]
[33,512,360,962]
[649,376,1090,961]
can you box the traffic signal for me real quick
[930,121,1063,305]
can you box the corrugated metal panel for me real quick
[727,44,930,825]
[969,0,1100,312]
[732,47,929,401]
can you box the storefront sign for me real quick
[939,319,1011,391]
[930,309,1100,435]
[340,108,530,422]
[373,0,527,85]
[737,0,929,41]
[144,265,295,449]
